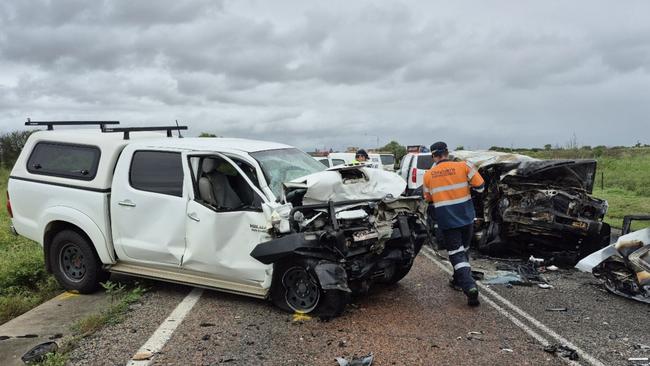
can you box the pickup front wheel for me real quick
[50,230,108,294]
[270,259,349,319]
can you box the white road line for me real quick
[127,288,204,366]
[421,247,601,366]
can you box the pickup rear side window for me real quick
[27,142,101,180]
[130,151,183,197]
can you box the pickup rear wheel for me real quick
[270,259,349,319]
[50,230,108,294]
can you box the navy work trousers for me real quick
[441,224,476,292]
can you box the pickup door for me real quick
[182,152,272,286]
[111,148,188,266]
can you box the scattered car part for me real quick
[21,341,58,364]
[543,344,579,361]
[336,353,374,366]
[545,307,568,312]
[576,216,650,304]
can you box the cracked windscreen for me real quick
[251,148,326,197]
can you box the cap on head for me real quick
[430,141,448,157]
[355,149,369,159]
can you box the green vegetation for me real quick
[0,168,61,324]
[37,282,146,366]
[489,146,650,229]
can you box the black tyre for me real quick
[270,259,349,319]
[383,238,423,285]
[50,230,109,294]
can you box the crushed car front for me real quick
[248,149,428,315]
[453,151,610,263]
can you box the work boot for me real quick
[465,287,480,307]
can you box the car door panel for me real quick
[182,152,272,287]
[183,200,272,285]
[111,148,187,266]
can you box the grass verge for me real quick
[0,168,61,324]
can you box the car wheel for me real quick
[271,259,349,318]
[50,230,108,294]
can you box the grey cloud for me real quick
[1,0,650,151]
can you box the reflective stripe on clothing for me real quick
[454,262,471,270]
[448,246,467,256]
[434,195,472,208]
[430,181,469,194]
[423,159,485,229]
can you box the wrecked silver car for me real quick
[251,165,428,318]
[577,224,650,304]
[451,151,611,264]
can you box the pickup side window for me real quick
[27,142,101,180]
[332,159,345,166]
[130,151,183,197]
[190,156,263,211]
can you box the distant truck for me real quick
[7,121,426,317]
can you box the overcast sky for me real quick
[1,1,649,151]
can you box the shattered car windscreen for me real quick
[251,148,326,197]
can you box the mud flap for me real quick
[313,261,351,293]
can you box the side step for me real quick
[108,263,268,299]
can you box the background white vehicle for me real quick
[313,156,346,168]
[398,152,434,195]
[378,153,396,171]
[326,152,388,170]
[8,121,427,318]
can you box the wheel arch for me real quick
[41,207,116,272]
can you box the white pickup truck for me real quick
[8,122,427,317]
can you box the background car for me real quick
[398,152,434,195]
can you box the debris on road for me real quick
[132,351,153,361]
[537,283,553,289]
[292,312,313,322]
[546,265,559,271]
[482,262,548,287]
[545,307,568,312]
[335,353,374,366]
[576,225,650,304]
[467,331,485,341]
[483,271,523,285]
[628,357,650,366]
[529,256,545,265]
[21,341,58,364]
[543,344,579,361]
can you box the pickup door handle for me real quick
[118,200,136,207]
[187,212,200,222]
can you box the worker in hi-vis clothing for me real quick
[351,149,369,164]
[423,141,485,306]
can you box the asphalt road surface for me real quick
[66,248,650,366]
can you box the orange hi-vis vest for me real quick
[423,160,485,229]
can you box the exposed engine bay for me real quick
[452,151,610,264]
[250,166,428,315]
